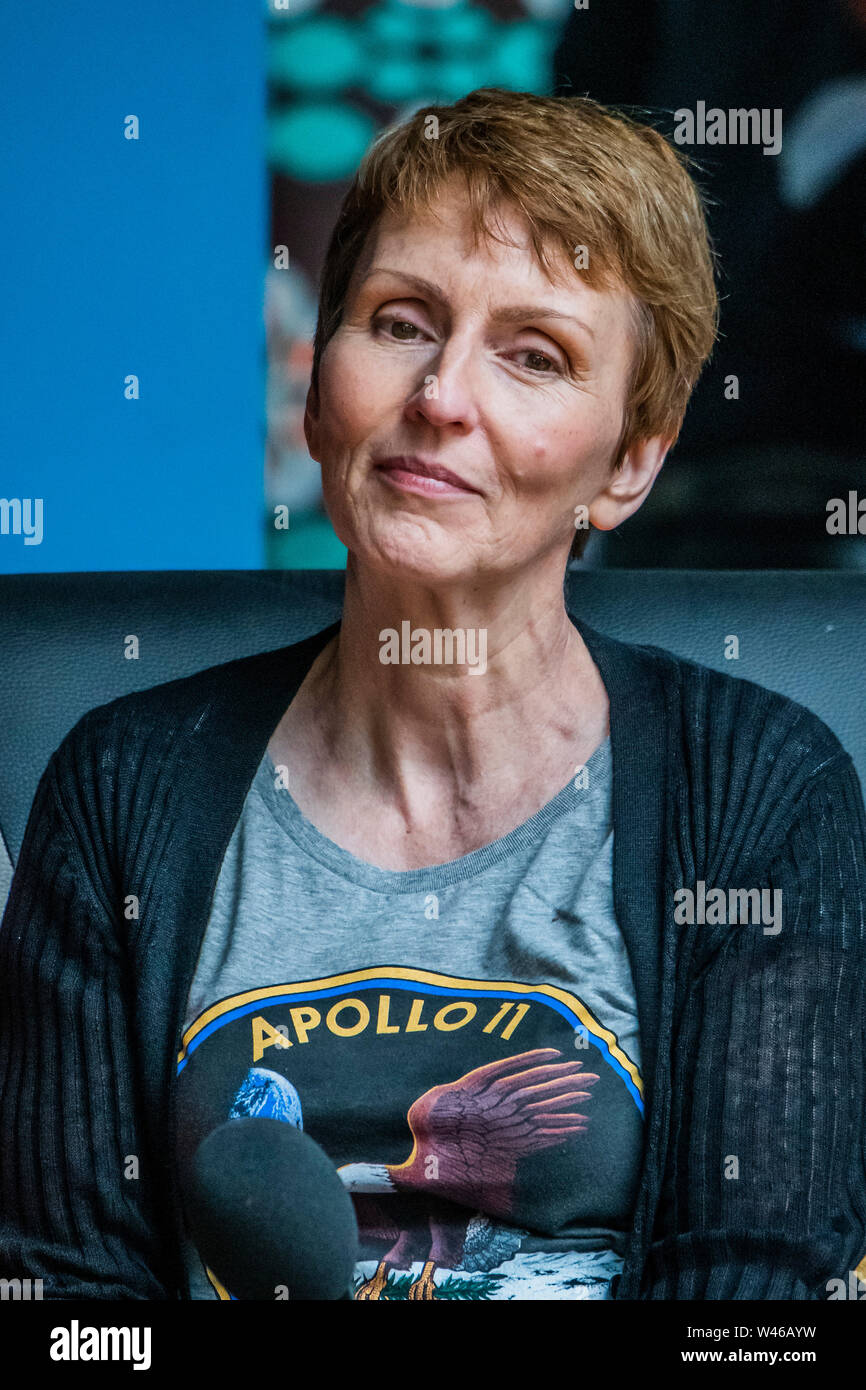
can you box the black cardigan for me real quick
[1,615,865,1300]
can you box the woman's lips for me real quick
[374,456,480,497]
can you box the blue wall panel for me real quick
[0,1,266,572]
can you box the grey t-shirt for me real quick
[176,734,643,1302]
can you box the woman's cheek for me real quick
[517,424,586,495]
[321,337,379,417]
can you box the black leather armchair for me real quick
[2,568,864,915]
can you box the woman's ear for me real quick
[303,380,321,463]
[588,434,674,532]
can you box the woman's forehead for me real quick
[353,192,625,311]
[369,184,545,265]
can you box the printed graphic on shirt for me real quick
[176,965,643,1301]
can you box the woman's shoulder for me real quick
[602,631,863,881]
[48,623,339,795]
[584,619,853,793]
[26,629,338,883]
[641,635,855,809]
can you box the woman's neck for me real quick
[267,562,609,866]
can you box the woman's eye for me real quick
[519,349,558,373]
[382,318,420,341]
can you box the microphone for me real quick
[182,1117,359,1300]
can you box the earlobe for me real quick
[588,434,673,532]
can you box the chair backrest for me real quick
[2,568,864,913]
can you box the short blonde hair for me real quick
[312,87,718,530]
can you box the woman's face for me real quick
[306,180,666,587]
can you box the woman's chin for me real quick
[351,528,479,586]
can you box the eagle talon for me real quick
[407,1259,438,1300]
[355,1260,390,1300]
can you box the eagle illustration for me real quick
[231,1046,599,1300]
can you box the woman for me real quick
[2,89,865,1302]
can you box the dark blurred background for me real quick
[266,0,866,571]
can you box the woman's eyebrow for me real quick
[361,268,595,341]
[361,268,443,300]
[490,304,596,340]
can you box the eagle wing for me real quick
[389,1047,599,1217]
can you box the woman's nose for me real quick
[404,344,481,433]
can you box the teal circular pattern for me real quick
[367,58,430,104]
[364,2,427,45]
[422,57,496,98]
[269,20,364,93]
[493,22,557,89]
[421,5,495,45]
[268,103,376,181]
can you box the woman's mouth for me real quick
[374,455,480,497]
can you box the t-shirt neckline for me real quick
[255,734,612,894]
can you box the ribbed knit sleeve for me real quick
[640,756,866,1299]
[0,744,172,1299]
